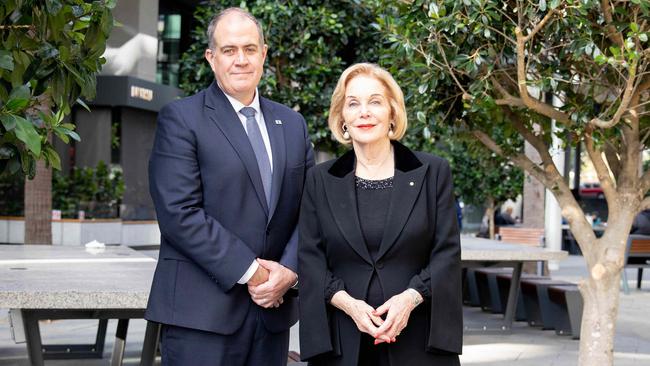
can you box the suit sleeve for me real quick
[298,168,338,360]
[408,159,462,354]
[149,103,257,292]
[279,114,315,273]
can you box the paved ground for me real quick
[0,254,648,365]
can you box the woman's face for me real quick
[342,75,392,147]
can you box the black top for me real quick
[324,176,393,303]
[356,176,393,308]
[324,175,430,304]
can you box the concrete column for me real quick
[102,0,159,81]
[522,142,545,228]
[545,95,565,270]
[120,108,156,220]
[74,108,112,168]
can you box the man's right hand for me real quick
[247,265,269,286]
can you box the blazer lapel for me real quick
[204,83,269,214]
[323,171,373,265]
[376,159,428,262]
[260,97,285,221]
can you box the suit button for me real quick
[266,228,271,235]
[376,262,384,269]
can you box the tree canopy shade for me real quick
[377,1,650,364]
[1,0,115,243]
[179,0,378,153]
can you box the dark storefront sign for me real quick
[86,75,184,112]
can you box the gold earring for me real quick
[343,125,350,140]
[388,123,395,138]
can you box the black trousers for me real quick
[160,306,290,366]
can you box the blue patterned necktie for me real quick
[240,107,272,206]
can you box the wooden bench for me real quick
[499,227,546,274]
[499,227,545,246]
[622,234,650,294]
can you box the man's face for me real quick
[205,14,267,104]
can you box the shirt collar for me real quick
[218,84,261,116]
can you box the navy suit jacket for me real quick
[145,82,314,334]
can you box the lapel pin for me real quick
[275,119,282,125]
[409,182,415,186]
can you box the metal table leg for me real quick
[21,310,44,366]
[140,321,161,366]
[111,319,130,366]
[502,262,523,330]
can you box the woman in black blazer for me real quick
[298,63,462,366]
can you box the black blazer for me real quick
[146,82,314,334]
[298,142,462,366]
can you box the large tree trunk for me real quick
[24,159,52,244]
[578,273,620,365]
[573,206,636,366]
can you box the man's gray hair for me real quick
[207,7,265,50]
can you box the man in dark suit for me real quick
[145,7,314,365]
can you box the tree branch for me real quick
[584,127,618,205]
[514,27,572,125]
[472,129,554,187]
[0,25,34,30]
[601,0,625,47]
[522,9,558,42]
[603,142,622,179]
[502,107,555,168]
[641,196,650,211]
[589,57,639,129]
[641,169,650,195]
[473,127,596,246]
[491,77,526,107]
[434,35,469,96]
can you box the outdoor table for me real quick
[460,237,568,332]
[0,244,158,366]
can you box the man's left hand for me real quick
[248,258,297,309]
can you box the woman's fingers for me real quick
[373,301,390,317]
[376,306,396,335]
[369,312,384,327]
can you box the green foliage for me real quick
[0,0,115,178]
[179,0,379,152]
[52,161,124,218]
[377,0,650,153]
[446,134,523,208]
[0,171,23,215]
[0,161,124,218]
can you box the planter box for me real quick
[122,220,161,245]
[0,217,160,246]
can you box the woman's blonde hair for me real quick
[328,63,408,145]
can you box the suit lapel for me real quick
[376,160,428,262]
[204,83,269,214]
[260,97,286,221]
[323,171,373,265]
